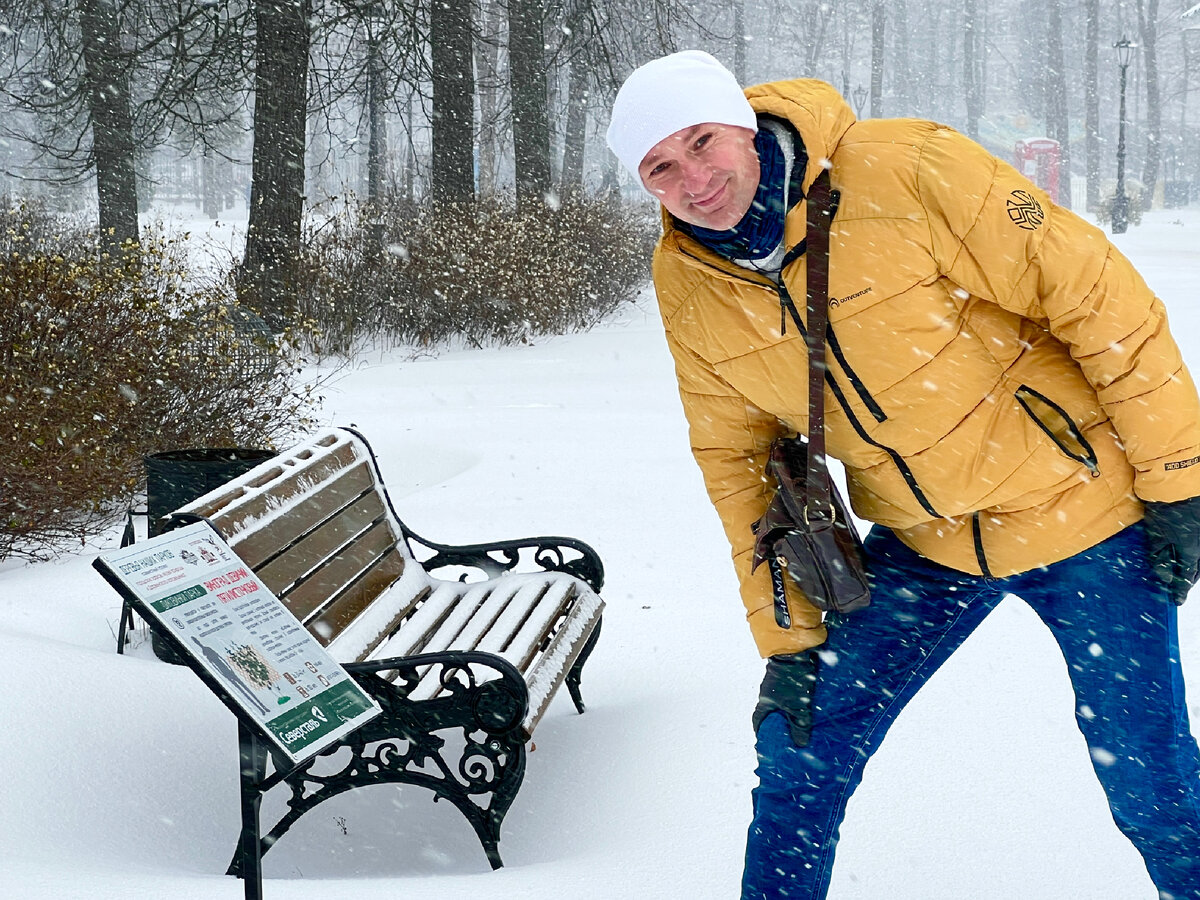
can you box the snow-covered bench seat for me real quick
[162,425,605,873]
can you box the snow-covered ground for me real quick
[2,205,1199,900]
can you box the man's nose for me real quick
[679,158,711,194]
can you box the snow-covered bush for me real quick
[0,202,318,561]
[292,193,658,355]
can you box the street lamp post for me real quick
[364,2,387,260]
[852,85,868,118]
[1112,36,1134,234]
[1184,27,1200,200]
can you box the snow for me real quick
[2,206,1200,899]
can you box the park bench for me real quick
[113,425,605,880]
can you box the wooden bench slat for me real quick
[280,521,397,621]
[415,581,507,657]
[431,579,525,655]
[308,547,409,652]
[254,492,391,594]
[228,461,383,570]
[368,581,467,659]
[407,580,529,701]
[475,579,554,656]
[323,563,432,662]
[493,577,577,670]
[186,437,363,539]
[522,593,605,735]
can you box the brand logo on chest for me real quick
[829,286,873,308]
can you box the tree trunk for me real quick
[78,0,139,250]
[473,0,504,200]
[1138,0,1161,206]
[366,22,386,257]
[560,52,588,199]
[734,0,747,85]
[431,0,475,204]
[892,0,910,114]
[963,0,982,140]
[508,0,551,211]
[241,0,310,332]
[202,148,220,218]
[870,2,885,117]
[1046,0,1071,208]
[1084,0,1099,210]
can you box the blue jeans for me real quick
[742,524,1200,899]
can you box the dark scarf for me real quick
[688,127,788,261]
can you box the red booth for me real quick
[1014,138,1062,205]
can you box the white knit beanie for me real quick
[606,50,757,185]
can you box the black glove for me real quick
[1142,496,1200,605]
[752,649,819,747]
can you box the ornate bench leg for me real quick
[464,734,528,870]
[227,719,268,900]
[228,653,531,873]
[565,617,603,715]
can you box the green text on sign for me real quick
[152,585,206,613]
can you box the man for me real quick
[607,50,1200,899]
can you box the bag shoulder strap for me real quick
[804,168,840,521]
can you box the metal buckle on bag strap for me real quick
[801,500,836,526]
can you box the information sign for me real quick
[95,521,380,765]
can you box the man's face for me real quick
[638,122,760,231]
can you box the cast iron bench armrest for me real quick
[344,650,531,738]
[403,530,605,594]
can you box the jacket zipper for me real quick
[971,511,994,578]
[1014,385,1101,477]
[776,279,941,519]
[827,327,887,423]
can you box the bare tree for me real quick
[430,0,475,203]
[1,0,249,245]
[963,0,983,139]
[508,0,551,210]
[870,0,885,116]
[241,0,310,330]
[78,0,139,246]
[1045,0,1071,207]
[892,0,911,114]
[733,0,747,84]
[1137,0,1162,204]
[1084,0,1100,209]
[560,0,591,198]
[473,0,505,199]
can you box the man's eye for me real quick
[650,162,669,177]
[695,133,712,149]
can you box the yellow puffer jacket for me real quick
[652,79,1200,657]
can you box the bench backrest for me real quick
[169,428,423,660]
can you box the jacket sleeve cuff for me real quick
[746,602,827,657]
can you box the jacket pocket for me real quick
[1014,385,1100,477]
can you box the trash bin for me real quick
[143,447,276,663]
[145,447,276,537]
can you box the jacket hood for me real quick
[743,79,856,193]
